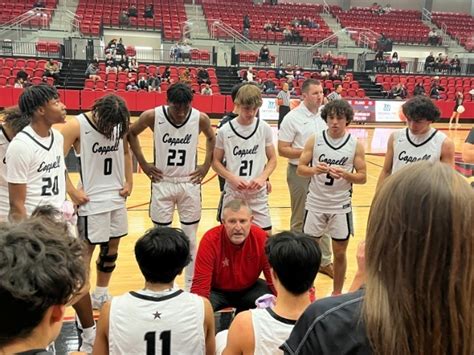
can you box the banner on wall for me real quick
[347,99,376,122]
[375,100,407,122]
[260,97,302,121]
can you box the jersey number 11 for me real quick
[144,330,171,355]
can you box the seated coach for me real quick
[191,199,275,313]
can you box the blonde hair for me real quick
[234,84,263,108]
[363,161,474,355]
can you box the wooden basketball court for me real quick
[63,120,472,318]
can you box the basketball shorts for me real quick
[220,188,272,231]
[303,210,353,241]
[77,206,128,244]
[150,181,201,225]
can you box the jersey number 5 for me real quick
[144,330,171,355]
[41,176,59,196]
[325,173,334,186]
[167,149,186,166]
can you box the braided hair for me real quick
[91,94,130,140]
[18,84,59,119]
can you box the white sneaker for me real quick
[91,292,112,310]
[79,325,96,354]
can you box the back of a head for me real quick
[234,84,262,108]
[363,161,474,355]
[402,95,440,122]
[1,106,30,135]
[18,84,59,119]
[167,82,193,106]
[265,231,321,295]
[135,227,191,284]
[91,94,130,140]
[0,218,86,346]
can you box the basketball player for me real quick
[93,227,215,355]
[220,231,321,355]
[278,78,334,278]
[213,84,277,232]
[0,107,30,221]
[298,100,367,296]
[6,84,67,222]
[61,94,132,314]
[0,218,86,355]
[377,95,455,189]
[128,82,215,291]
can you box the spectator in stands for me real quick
[179,68,192,84]
[116,54,128,72]
[243,14,250,30]
[374,50,386,72]
[389,52,401,72]
[320,67,330,79]
[292,28,302,44]
[263,79,278,94]
[307,17,318,29]
[383,4,392,13]
[147,73,161,92]
[180,42,192,61]
[85,61,100,81]
[162,66,171,82]
[327,83,343,101]
[137,75,148,90]
[275,61,285,79]
[323,51,333,68]
[370,2,381,14]
[105,53,117,74]
[263,20,272,32]
[169,42,181,61]
[449,55,461,74]
[14,75,27,88]
[313,49,322,69]
[413,82,426,96]
[272,21,281,32]
[119,10,129,26]
[284,63,295,80]
[428,29,441,46]
[259,44,270,65]
[126,73,138,91]
[329,64,341,80]
[424,52,435,72]
[435,53,448,73]
[128,4,138,17]
[201,84,213,96]
[128,57,138,73]
[33,0,45,8]
[390,82,407,100]
[294,66,304,80]
[144,4,153,18]
[242,67,255,82]
[105,38,117,56]
[449,91,464,128]
[283,26,292,43]
[116,38,126,55]
[44,58,60,84]
[429,81,445,99]
[197,68,211,85]
[291,17,300,28]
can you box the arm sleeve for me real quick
[191,232,216,299]
[278,114,295,143]
[6,140,31,184]
[215,128,225,150]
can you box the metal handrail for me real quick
[210,20,260,52]
[421,8,432,22]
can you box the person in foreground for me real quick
[221,231,321,355]
[93,227,215,355]
[282,161,474,355]
[0,217,86,354]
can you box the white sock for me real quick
[94,286,108,296]
[83,324,96,337]
[180,222,199,292]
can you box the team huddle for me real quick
[0,80,457,354]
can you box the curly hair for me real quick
[18,84,59,119]
[321,99,354,124]
[91,94,130,140]
[0,218,86,346]
[402,96,440,122]
[1,106,30,135]
[167,82,194,105]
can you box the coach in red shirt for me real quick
[191,199,275,312]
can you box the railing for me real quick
[0,8,52,39]
[421,8,432,22]
[210,20,260,53]
[322,0,331,16]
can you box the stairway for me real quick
[352,72,384,99]
[320,13,357,48]
[184,4,210,40]
[216,66,240,95]
[60,59,88,90]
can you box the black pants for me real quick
[210,279,271,313]
[278,105,290,129]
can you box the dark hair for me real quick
[265,231,321,295]
[334,83,342,90]
[301,78,322,93]
[0,218,86,346]
[321,99,354,124]
[402,96,440,122]
[16,70,28,81]
[91,94,130,140]
[1,106,30,135]
[135,227,191,284]
[167,82,193,105]
[18,84,59,119]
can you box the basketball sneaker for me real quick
[91,292,112,310]
[79,324,96,354]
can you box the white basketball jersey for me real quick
[218,118,272,193]
[251,308,296,355]
[76,114,126,216]
[154,106,200,178]
[6,126,65,216]
[306,130,357,213]
[392,128,447,173]
[0,126,11,219]
[109,289,205,355]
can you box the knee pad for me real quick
[96,243,118,273]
